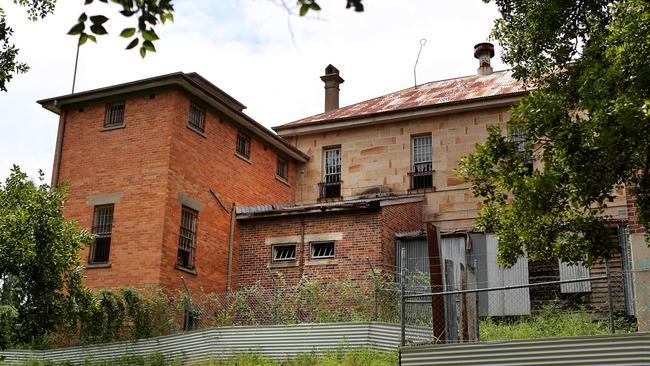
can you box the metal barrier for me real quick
[400,332,650,366]
[0,322,418,364]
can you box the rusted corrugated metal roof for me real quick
[275,70,527,129]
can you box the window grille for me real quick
[410,135,433,190]
[104,102,125,127]
[177,206,198,270]
[236,132,250,159]
[90,204,114,264]
[509,128,533,174]
[272,244,296,261]
[311,241,335,259]
[276,158,288,180]
[320,147,341,199]
[188,103,205,132]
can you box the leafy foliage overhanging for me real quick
[458,0,650,266]
[0,0,364,91]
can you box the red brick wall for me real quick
[56,88,296,293]
[237,201,423,289]
[380,200,424,272]
[626,187,645,234]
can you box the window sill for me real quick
[187,125,207,138]
[235,153,252,164]
[100,124,125,132]
[408,187,436,194]
[275,176,290,187]
[85,262,112,269]
[175,264,197,276]
[268,261,299,269]
[305,259,337,266]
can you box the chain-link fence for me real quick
[399,250,648,345]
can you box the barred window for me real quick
[90,204,114,264]
[509,127,533,174]
[324,147,341,182]
[410,135,433,190]
[236,132,250,159]
[276,158,288,181]
[311,241,335,259]
[273,244,296,261]
[177,206,198,270]
[188,102,205,132]
[104,102,125,128]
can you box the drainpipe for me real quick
[226,202,236,294]
[52,105,66,186]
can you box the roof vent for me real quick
[320,64,344,112]
[474,42,495,76]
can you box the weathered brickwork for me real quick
[55,88,297,294]
[236,201,422,289]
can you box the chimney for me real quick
[474,42,495,76]
[320,64,344,112]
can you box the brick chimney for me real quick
[474,42,495,76]
[320,64,344,112]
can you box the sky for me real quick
[0,0,507,182]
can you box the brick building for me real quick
[37,43,644,321]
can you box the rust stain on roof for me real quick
[277,70,527,129]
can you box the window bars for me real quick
[276,158,288,180]
[410,135,433,190]
[104,102,125,128]
[188,103,206,132]
[177,206,198,270]
[236,132,251,159]
[320,147,342,199]
[311,241,335,259]
[272,244,296,261]
[90,204,114,264]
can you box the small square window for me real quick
[188,102,205,133]
[104,102,125,128]
[236,132,250,159]
[272,244,296,261]
[276,158,288,181]
[310,241,335,259]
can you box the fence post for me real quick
[605,258,615,334]
[366,257,379,321]
[400,247,406,347]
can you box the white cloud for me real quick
[0,0,505,182]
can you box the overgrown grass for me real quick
[479,306,611,341]
[0,348,398,366]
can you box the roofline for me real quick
[37,73,309,162]
[273,91,528,137]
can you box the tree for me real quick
[0,166,93,347]
[0,0,364,92]
[458,0,650,266]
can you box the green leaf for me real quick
[142,40,156,52]
[77,13,88,22]
[78,34,88,46]
[90,24,108,35]
[67,23,85,36]
[120,28,136,38]
[90,15,109,25]
[299,4,309,16]
[142,29,159,42]
[139,47,146,58]
[86,34,97,43]
[125,37,139,50]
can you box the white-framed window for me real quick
[236,132,251,159]
[320,147,341,199]
[272,244,296,261]
[310,241,335,259]
[276,158,288,181]
[410,135,433,189]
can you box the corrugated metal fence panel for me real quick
[400,332,650,366]
[559,261,592,293]
[485,234,531,316]
[0,322,410,364]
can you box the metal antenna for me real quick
[413,38,427,88]
[71,41,81,93]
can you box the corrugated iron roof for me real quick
[275,70,527,129]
